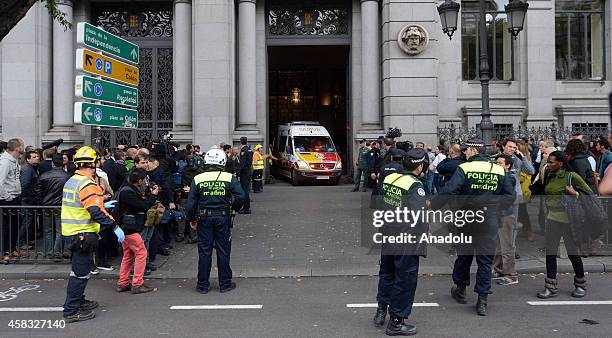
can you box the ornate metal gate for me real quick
[92,3,173,148]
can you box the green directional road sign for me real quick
[76,22,139,65]
[74,102,138,129]
[75,75,138,108]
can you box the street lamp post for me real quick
[438,0,528,149]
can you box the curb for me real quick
[1,261,608,280]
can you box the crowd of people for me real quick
[0,136,266,273]
[355,131,612,297]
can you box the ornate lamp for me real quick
[291,88,302,105]
[505,0,529,39]
[437,0,460,40]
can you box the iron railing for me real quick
[0,206,66,264]
[437,122,612,148]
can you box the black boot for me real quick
[571,277,587,298]
[537,278,558,299]
[373,303,387,328]
[451,285,467,304]
[476,294,487,316]
[385,316,417,336]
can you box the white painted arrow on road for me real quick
[83,107,93,121]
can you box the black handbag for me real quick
[571,173,609,239]
[562,172,608,244]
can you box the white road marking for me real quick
[0,307,63,312]
[170,305,263,310]
[346,303,439,308]
[527,301,612,306]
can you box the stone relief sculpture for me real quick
[397,24,429,56]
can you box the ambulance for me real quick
[270,122,342,185]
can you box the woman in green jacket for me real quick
[537,151,590,299]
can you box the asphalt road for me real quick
[1,273,611,337]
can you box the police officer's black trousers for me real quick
[452,236,495,295]
[63,235,95,316]
[196,216,232,291]
[376,254,420,319]
[238,173,252,211]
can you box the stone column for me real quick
[237,0,257,130]
[173,0,193,138]
[524,0,556,127]
[360,0,380,129]
[52,0,74,130]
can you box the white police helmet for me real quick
[204,148,227,166]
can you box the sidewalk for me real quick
[1,183,611,279]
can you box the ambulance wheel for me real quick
[291,170,300,186]
[330,178,340,186]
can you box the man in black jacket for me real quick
[235,137,253,214]
[104,150,128,193]
[18,150,40,254]
[34,154,70,261]
[115,169,159,294]
[436,144,466,187]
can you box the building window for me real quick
[461,0,514,81]
[267,0,349,37]
[555,1,605,80]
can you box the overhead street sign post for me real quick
[74,22,140,133]
[75,75,138,107]
[74,102,138,129]
[76,48,139,86]
[77,22,140,64]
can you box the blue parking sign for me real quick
[104,61,112,74]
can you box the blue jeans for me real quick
[140,227,155,265]
[43,212,63,256]
[377,255,420,319]
[424,172,434,195]
[196,215,232,291]
[18,206,33,247]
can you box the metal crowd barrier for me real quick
[0,206,66,263]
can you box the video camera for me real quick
[386,127,402,139]
[42,138,64,150]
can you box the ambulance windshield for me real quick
[293,136,335,153]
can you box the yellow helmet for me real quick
[255,144,263,150]
[74,146,98,165]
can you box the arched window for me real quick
[461,0,514,81]
[555,0,605,80]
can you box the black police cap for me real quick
[406,148,427,164]
[389,148,407,159]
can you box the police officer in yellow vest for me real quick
[61,146,125,323]
[433,139,515,316]
[252,144,265,193]
[374,148,429,336]
[186,148,244,294]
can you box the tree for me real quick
[1,0,71,41]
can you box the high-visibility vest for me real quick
[252,152,265,170]
[61,174,100,236]
[383,173,418,191]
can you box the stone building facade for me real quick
[1,0,611,168]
